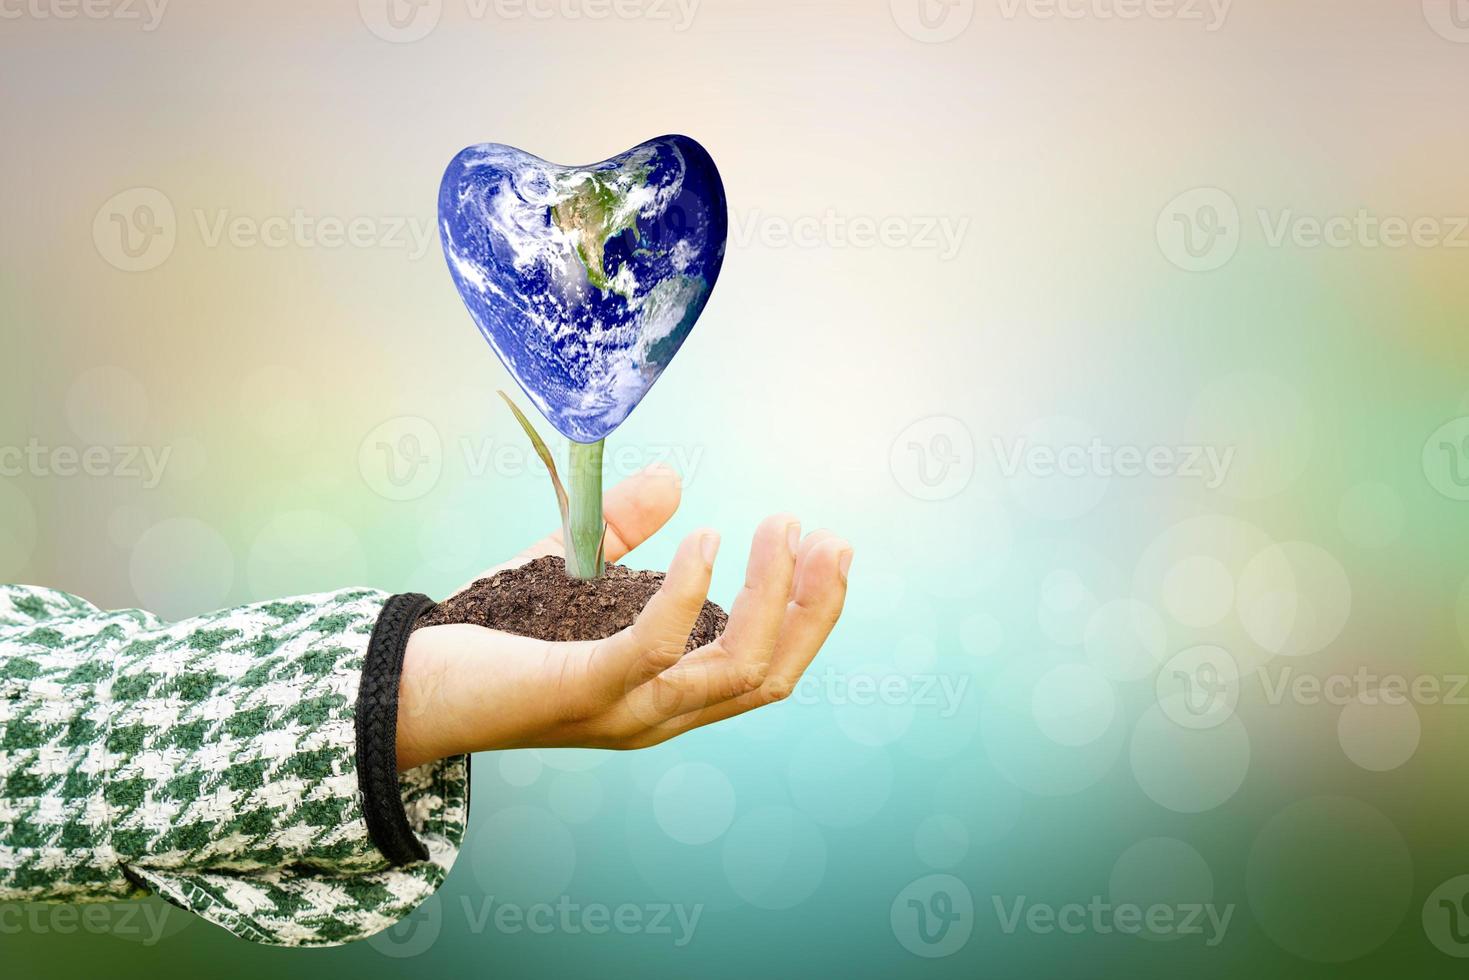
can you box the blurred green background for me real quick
[4,0,1469,976]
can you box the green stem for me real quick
[566,439,605,579]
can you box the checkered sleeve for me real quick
[0,584,469,948]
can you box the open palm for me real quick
[395,465,852,769]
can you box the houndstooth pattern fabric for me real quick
[0,584,468,947]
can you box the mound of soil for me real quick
[415,555,728,652]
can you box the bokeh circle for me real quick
[1108,838,1216,943]
[471,806,577,907]
[1337,696,1420,772]
[1130,704,1250,813]
[787,727,894,828]
[129,517,234,619]
[1245,796,1412,963]
[721,806,828,910]
[653,762,737,845]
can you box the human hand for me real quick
[395,465,852,770]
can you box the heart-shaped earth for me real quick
[439,135,727,443]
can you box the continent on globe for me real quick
[439,135,728,443]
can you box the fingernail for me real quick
[700,532,721,566]
[838,549,853,582]
[786,522,801,555]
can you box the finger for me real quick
[525,462,683,563]
[672,531,838,673]
[620,649,766,730]
[592,528,720,690]
[615,518,804,732]
[793,528,838,595]
[657,537,851,733]
[710,513,801,673]
[594,462,684,562]
[752,535,851,696]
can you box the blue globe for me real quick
[438,135,728,443]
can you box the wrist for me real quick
[397,623,578,765]
[396,629,450,770]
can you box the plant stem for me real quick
[566,439,605,579]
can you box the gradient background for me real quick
[4,0,1469,975]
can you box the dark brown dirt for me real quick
[415,555,728,652]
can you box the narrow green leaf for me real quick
[498,390,570,527]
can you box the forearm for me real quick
[0,583,468,947]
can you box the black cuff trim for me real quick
[357,592,436,866]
